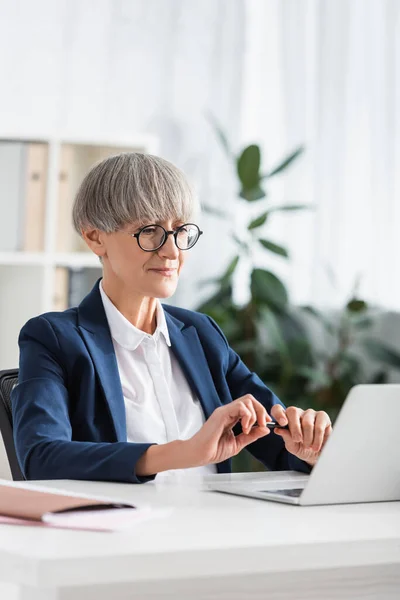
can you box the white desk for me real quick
[0,471,399,600]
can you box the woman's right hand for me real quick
[136,395,272,477]
[186,395,272,466]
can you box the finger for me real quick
[243,394,271,427]
[242,397,259,430]
[236,426,270,452]
[249,398,270,427]
[270,404,288,426]
[321,423,332,450]
[311,412,329,452]
[286,406,303,443]
[236,395,272,426]
[237,403,254,434]
[222,402,252,432]
[301,409,316,448]
[273,427,292,444]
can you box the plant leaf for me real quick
[231,234,250,253]
[233,340,260,354]
[220,255,240,286]
[338,352,364,379]
[197,276,220,286]
[239,185,266,202]
[265,204,310,214]
[201,203,228,218]
[205,111,233,158]
[250,268,288,311]
[301,306,337,336]
[196,284,233,315]
[274,310,310,343]
[296,366,331,388]
[347,298,368,313]
[262,146,304,179]
[237,144,261,190]
[350,315,373,330]
[369,370,388,384]
[258,307,290,358]
[362,338,400,368]
[248,212,268,230]
[258,239,289,258]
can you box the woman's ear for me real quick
[81,229,107,258]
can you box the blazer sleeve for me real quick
[12,316,156,483]
[206,316,312,474]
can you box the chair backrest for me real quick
[0,369,25,480]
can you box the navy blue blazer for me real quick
[12,281,310,483]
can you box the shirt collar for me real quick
[99,280,171,351]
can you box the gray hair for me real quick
[72,152,197,234]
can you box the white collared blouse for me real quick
[99,281,217,479]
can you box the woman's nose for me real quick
[158,233,180,259]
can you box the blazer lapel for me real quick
[166,313,231,474]
[166,313,223,420]
[77,281,127,442]
[76,282,225,453]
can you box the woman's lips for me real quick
[149,268,176,276]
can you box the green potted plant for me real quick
[198,119,400,471]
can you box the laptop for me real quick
[209,384,400,505]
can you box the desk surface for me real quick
[0,471,399,592]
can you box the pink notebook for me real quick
[0,480,158,532]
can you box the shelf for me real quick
[0,133,159,154]
[0,252,50,266]
[53,253,101,268]
[0,252,101,268]
[0,133,157,368]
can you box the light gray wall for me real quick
[0,0,245,308]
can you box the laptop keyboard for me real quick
[260,488,303,498]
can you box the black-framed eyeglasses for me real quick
[130,223,203,252]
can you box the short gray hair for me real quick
[72,152,197,234]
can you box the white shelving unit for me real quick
[0,133,158,369]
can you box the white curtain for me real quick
[240,0,400,310]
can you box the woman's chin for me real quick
[152,282,178,299]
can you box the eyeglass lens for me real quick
[139,225,199,250]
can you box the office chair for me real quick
[0,368,25,480]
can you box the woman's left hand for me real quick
[270,405,332,466]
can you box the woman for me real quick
[12,153,332,483]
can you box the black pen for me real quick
[252,421,289,430]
